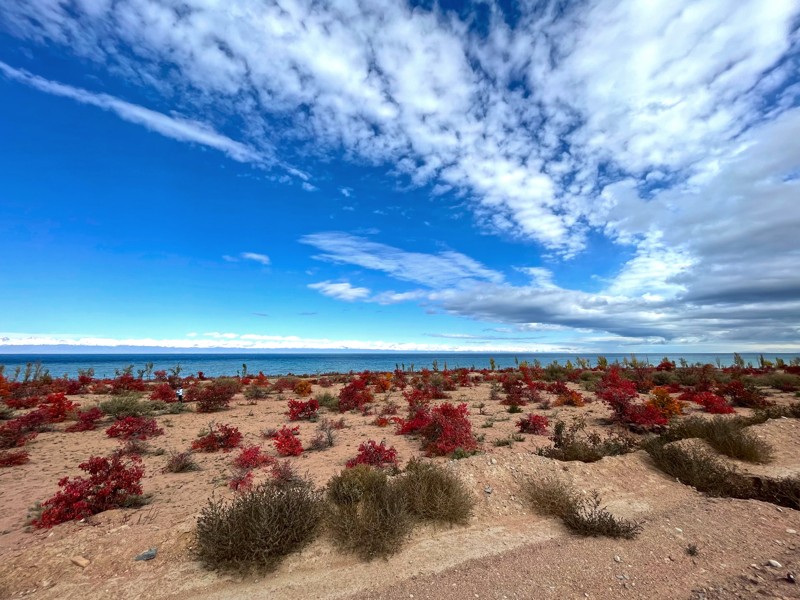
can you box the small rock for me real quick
[614,555,621,563]
[675,527,683,533]
[134,548,157,561]
[71,556,90,568]
[786,573,796,584]
[490,458,497,465]
[484,486,493,494]
[786,529,796,534]
[767,560,782,568]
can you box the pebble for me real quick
[767,560,782,568]
[70,556,90,568]
[614,555,621,563]
[490,458,497,465]
[484,486,493,494]
[787,529,797,534]
[134,548,158,561]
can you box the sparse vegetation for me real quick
[399,459,473,526]
[537,419,638,462]
[660,416,774,463]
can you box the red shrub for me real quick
[4,396,40,410]
[186,379,240,412]
[65,407,105,432]
[0,450,30,467]
[149,383,177,403]
[338,376,374,412]
[420,403,477,457]
[293,380,313,396]
[693,392,735,414]
[270,460,300,485]
[273,426,303,456]
[271,377,298,393]
[32,454,144,528]
[345,440,398,469]
[553,390,586,407]
[40,393,79,423]
[234,445,275,469]
[0,419,38,449]
[286,398,319,421]
[191,423,243,452]
[228,470,254,492]
[397,404,433,435]
[516,414,549,435]
[718,380,770,409]
[110,374,147,394]
[646,387,684,419]
[106,416,164,441]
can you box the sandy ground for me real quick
[1,379,799,600]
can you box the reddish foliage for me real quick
[273,425,303,456]
[39,393,79,423]
[397,404,433,435]
[392,370,408,390]
[32,454,145,528]
[234,445,275,469]
[545,381,571,396]
[286,398,319,421]
[646,387,684,419]
[270,460,299,485]
[149,383,177,403]
[338,375,374,412]
[271,377,298,393]
[0,419,38,449]
[553,390,586,407]
[718,380,770,409]
[65,407,105,432]
[0,450,30,467]
[228,470,254,492]
[191,423,243,452]
[110,374,147,394]
[187,379,240,413]
[420,402,477,457]
[106,416,164,441]
[4,396,40,410]
[293,380,313,396]
[597,367,666,430]
[516,414,549,435]
[345,440,398,469]
[692,392,735,414]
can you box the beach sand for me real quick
[1,377,799,600]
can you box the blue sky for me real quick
[1,0,799,353]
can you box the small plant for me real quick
[163,451,200,473]
[286,398,319,421]
[293,379,313,396]
[346,440,399,469]
[195,479,323,572]
[234,446,275,469]
[399,459,473,525]
[32,454,147,528]
[0,449,30,467]
[338,375,374,412]
[419,402,477,457]
[149,383,177,403]
[191,423,243,453]
[686,543,699,556]
[229,470,254,492]
[106,416,164,441]
[65,407,105,432]
[270,460,301,486]
[314,391,339,411]
[273,425,303,457]
[326,465,411,560]
[517,414,549,435]
[99,394,153,419]
[187,378,240,413]
[524,476,642,539]
[660,416,773,463]
[244,385,270,401]
[538,419,638,462]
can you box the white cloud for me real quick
[308,280,371,302]
[240,252,270,266]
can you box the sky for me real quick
[0,0,799,354]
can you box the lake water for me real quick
[0,352,796,379]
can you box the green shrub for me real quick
[99,393,153,419]
[325,465,411,560]
[315,391,339,411]
[195,480,322,573]
[524,476,641,539]
[661,416,773,464]
[399,460,473,526]
[537,419,638,462]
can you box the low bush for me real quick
[314,391,339,411]
[537,419,638,462]
[65,407,105,432]
[195,479,323,573]
[32,454,146,528]
[399,459,473,525]
[244,385,270,401]
[325,465,411,560]
[188,378,240,413]
[149,383,177,403]
[273,425,303,457]
[419,402,477,457]
[99,394,153,419]
[0,419,38,449]
[287,398,319,421]
[106,416,164,441]
[524,475,642,539]
[660,416,773,464]
[293,379,313,396]
[228,470,254,493]
[0,449,30,467]
[517,414,549,435]
[346,440,398,469]
[163,451,200,473]
[270,460,302,486]
[191,423,243,452]
[234,445,275,469]
[338,376,374,412]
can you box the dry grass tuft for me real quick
[399,459,474,526]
